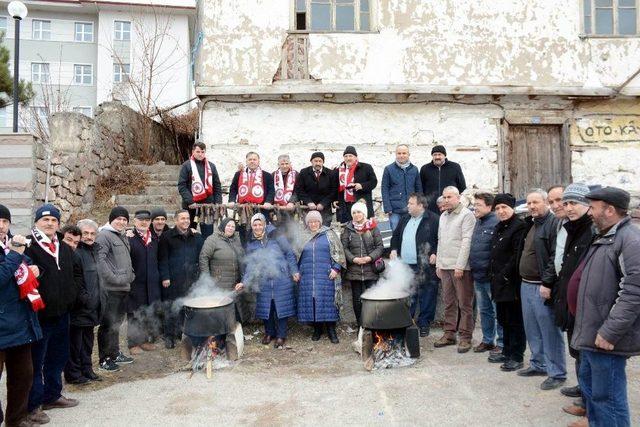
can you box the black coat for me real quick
[177,159,223,207]
[158,227,204,301]
[419,160,466,213]
[553,213,594,330]
[293,166,336,208]
[390,211,439,265]
[488,215,526,302]
[335,162,378,221]
[518,211,559,289]
[25,233,80,322]
[128,232,161,312]
[71,241,102,327]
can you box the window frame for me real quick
[113,63,131,83]
[73,64,93,85]
[114,20,131,41]
[31,62,50,84]
[74,21,94,42]
[289,0,376,33]
[32,19,52,40]
[581,0,639,37]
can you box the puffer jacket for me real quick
[518,211,559,288]
[571,217,640,357]
[341,223,384,281]
[381,162,422,214]
[488,215,527,303]
[469,212,499,281]
[436,203,476,271]
[71,241,102,327]
[96,225,135,292]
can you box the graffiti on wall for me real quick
[575,115,640,143]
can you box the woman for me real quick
[297,211,346,343]
[239,214,299,349]
[341,201,384,326]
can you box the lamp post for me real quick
[7,1,28,133]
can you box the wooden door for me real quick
[507,125,571,199]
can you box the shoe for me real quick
[490,346,503,355]
[129,346,144,355]
[433,335,456,348]
[65,376,90,385]
[114,352,134,365]
[488,353,507,363]
[457,341,472,353]
[16,419,37,427]
[561,385,582,398]
[419,326,430,337]
[517,366,547,377]
[500,360,524,371]
[540,377,566,390]
[311,326,322,341]
[261,335,273,345]
[42,396,79,410]
[164,337,175,349]
[28,407,50,424]
[274,338,285,349]
[98,358,120,372]
[327,325,339,344]
[473,342,496,353]
[563,404,587,417]
[84,371,102,381]
[568,417,588,427]
[141,342,157,351]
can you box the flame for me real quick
[373,332,392,352]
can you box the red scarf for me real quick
[136,228,152,246]
[190,156,214,203]
[338,161,358,202]
[273,169,297,206]
[237,168,265,204]
[1,238,45,312]
[352,218,377,233]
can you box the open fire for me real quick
[363,329,417,371]
[190,336,233,378]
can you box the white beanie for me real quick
[351,201,368,217]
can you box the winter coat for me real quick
[335,162,378,221]
[0,247,42,350]
[341,223,384,282]
[419,159,466,213]
[96,225,135,292]
[177,159,223,207]
[390,211,439,266]
[552,213,593,331]
[488,215,527,303]
[469,212,499,282]
[228,170,275,204]
[381,162,422,215]
[518,211,559,288]
[243,230,299,320]
[436,203,476,271]
[297,230,343,322]
[158,227,204,302]
[571,217,640,357]
[71,241,102,327]
[293,166,336,208]
[127,231,161,313]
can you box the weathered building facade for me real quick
[194,1,640,204]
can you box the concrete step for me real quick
[130,162,182,174]
[143,180,178,187]
[117,204,181,217]
[115,194,180,206]
[143,185,179,196]
[145,172,181,181]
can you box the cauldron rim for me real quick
[183,296,234,309]
[360,293,410,302]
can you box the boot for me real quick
[312,323,323,341]
[327,323,339,344]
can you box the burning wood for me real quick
[364,331,416,371]
[189,336,233,378]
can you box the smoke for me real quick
[280,220,312,255]
[240,240,289,293]
[172,274,236,312]
[361,259,416,299]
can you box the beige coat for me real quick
[436,203,476,271]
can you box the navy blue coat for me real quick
[0,248,42,350]
[297,231,341,322]
[71,241,102,327]
[469,212,499,282]
[243,230,298,320]
[381,162,422,214]
[128,231,161,312]
[158,227,204,302]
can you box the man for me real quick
[177,141,223,239]
[25,204,79,422]
[434,186,476,353]
[150,208,169,240]
[61,225,81,250]
[96,206,135,372]
[420,145,466,214]
[158,210,204,349]
[571,187,640,427]
[382,144,423,231]
[436,196,446,213]
[127,210,161,355]
[336,145,378,223]
[293,151,336,226]
[469,192,503,353]
[548,185,567,276]
[517,189,567,390]
[65,219,102,385]
[272,154,297,210]
[0,205,43,427]
[390,193,439,337]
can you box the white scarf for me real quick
[31,227,60,269]
[273,169,297,205]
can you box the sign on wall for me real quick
[575,115,640,144]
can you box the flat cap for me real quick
[585,186,630,210]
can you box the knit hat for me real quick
[0,204,11,223]
[35,204,61,222]
[351,201,368,217]
[305,210,322,225]
[562,183,591,206]
[343,146,358,157]
[109,206,129,223]
[492,193,516,209]
[310,151,325,162]
[150,208,167,222]
[218,217,235,233]
[251,213,266,224]
[134,209,151,220]
[431,145,447,156]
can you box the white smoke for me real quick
[361,259,416,299]
[173,274,234,312]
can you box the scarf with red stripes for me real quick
[1,237,45,312]
[338,161,358,202]
[190,156,214,203]
[273,169,297,206]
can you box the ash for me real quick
[190,338,235,375]
[365,336,416,371]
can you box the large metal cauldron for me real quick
[360,292,412,330]
[183,296,236,337]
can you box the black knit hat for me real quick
[310,151,325,162]
[109,206,129,223]
[0,204,11,223]
[431,145,447,156]
[493,193,516,209]
[150,208,167,222]
[343,146,358,157]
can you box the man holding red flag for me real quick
[336,146,378,224]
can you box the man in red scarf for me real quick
[273,154,297,224]
[336,145,378,224]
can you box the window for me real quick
[74,22,93,42]
[295,0,371,31]
[31,63,50,83]
[74,64,93,85]
[0,17,7,34]
[31,106,49,129]
[114,20,131,41]
[0,107,6,127]
[583,0,638,35]
[73,107,93,117]
[32,20,51,40]
[113,63,130,82]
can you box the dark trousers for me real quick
[188,208,214,240]
[28,314,70,412]
[496,300,526,363]
[351,280,376,326]
[409,264,439,328]
[163,303,185,341]
[0,343,33,426]
[264,300,288,339]
[64,325,94,381]
[98,291,128,362]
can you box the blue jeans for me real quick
[28,314,70,412]
[520,282,567,379]
[579,350,630,427]
[264,300,288,339]
[389,213,402,231]
[474,280,503,347]
[409,265,438,328]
